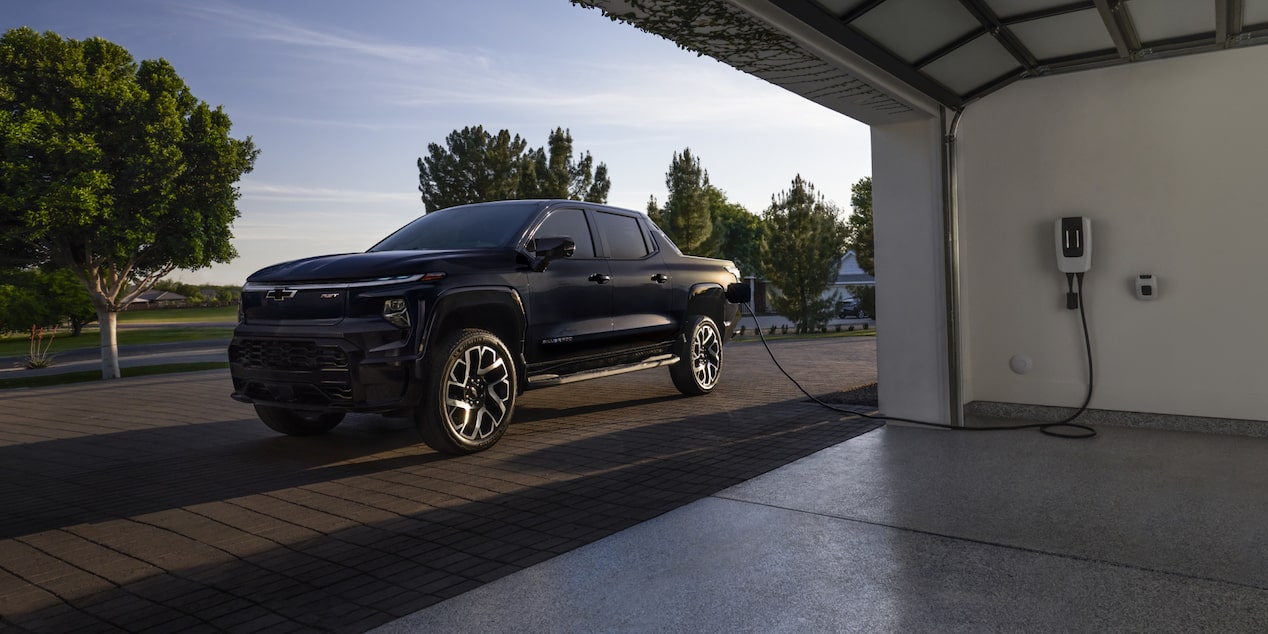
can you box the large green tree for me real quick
[417,126,610,212]
[416,125,528,212]
[762,175,849,331]
[646,148,712,253]
[0,267,96,336]
[0,28,258,378]
[700,186,764,277]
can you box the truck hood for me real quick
[246,249,511,284]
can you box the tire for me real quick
[418,329,517,455]
[670,315,723,395]
[254,405,345,436]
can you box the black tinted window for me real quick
[369,202,540,251]
[594,212,650,260]
[532,209,595,258]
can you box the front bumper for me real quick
[229,320,421,413]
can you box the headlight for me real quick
[382,298,410,329]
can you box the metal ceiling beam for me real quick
[1003,1,1096,26]
[1093,0,1141,59]
[957,0,1039,70]
[1216,0,1244,46]
[766,0,964,107]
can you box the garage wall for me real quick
[872,117,950,424]
[958,45,1268,423]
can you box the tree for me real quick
[761,175,849,332]
[846,177,874,275]
[0,267,97,335]
[416,125,528,212]
[646,148,712,253]
[519,128,611,202]
[417,126,610,212]
[700,186,764,277]
[845,176,875,318]
[43,268,97,335]
[0,28,259,378]
[0,270,50,334]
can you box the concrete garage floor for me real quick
[5,332,1267,632]
[377,423,1268,633]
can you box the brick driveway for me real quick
[0,337,877,633]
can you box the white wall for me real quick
[959,45,1268,422]
[872,118,950,423]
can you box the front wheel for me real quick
[254,405,345,436]
[418,329,517,455]
[670,315,723,395]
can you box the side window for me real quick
[533,209,595,258]
[594,211,650,260]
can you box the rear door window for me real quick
[593,211,651,260]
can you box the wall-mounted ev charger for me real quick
[1055,216,1091,309]
[1055,216,1091,273]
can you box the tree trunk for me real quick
[97,307,121,379]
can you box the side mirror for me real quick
[527,236,575,272]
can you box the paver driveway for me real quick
[0,337,877,633]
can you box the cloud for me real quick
[239,182,419,204]
[177,2,861,136]
[178,3,488,69]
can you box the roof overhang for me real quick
[576,0,1268,126]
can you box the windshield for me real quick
[369,201,542,251]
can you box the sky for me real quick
[6,0,871,285]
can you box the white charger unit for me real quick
[1055,217,1091,273]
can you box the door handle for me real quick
[651,273,670,283]
[588,273,611,284]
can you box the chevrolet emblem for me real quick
[265,288,298,301]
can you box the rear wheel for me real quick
[254,405,345,436]
[670,315,723,395]
[418,329,517,455]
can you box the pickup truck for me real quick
[229,199,751,454]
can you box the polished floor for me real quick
[376,422,1268,633]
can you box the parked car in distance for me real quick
[229,200,751,454]
[837,297,869,319]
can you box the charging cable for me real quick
[743,280,1096,439]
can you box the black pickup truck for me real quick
[229,199,750,454]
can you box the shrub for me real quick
[24,325,58,369]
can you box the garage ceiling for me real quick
[577,0,1268,124]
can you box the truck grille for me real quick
[230,339,354,407]
[230,340,349,371]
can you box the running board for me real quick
[526,354,680,388]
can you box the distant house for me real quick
[823,251,875,301]
[127,290,187,309]
[747,251,875,313]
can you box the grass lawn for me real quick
[117,304,238,323]
[1,305,236,358]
